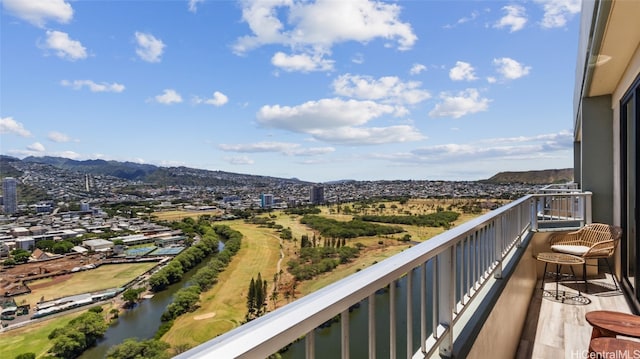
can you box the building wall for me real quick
[580,95,614,224]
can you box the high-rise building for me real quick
[310,185,324,205]
[2,177,18,214]
[260,193,274,208]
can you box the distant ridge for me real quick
[483,168,573,185]
[17,156,310,186]
[2,156,573,186]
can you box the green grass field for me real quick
[161,221,282,348]
[0,311,84,358]
[16,262,157,306]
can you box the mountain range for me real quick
[1,155,572,186]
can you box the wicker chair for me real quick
[549,223,623,291]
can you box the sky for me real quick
[0,0,582,183]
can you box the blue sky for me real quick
[0,0,581,182]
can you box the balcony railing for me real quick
[531,190,592,230]
[176,191,590,359]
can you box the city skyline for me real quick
[0,0,580,183]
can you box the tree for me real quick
[14,353,35,359]
[106,338,170,359]
[122,288,144,308]
[70,311,108,347]
[10,249,30,263]
[88,306,104,313]
[50,330,86,359]
[247,277,256,317]
[148,273,170,292]
[109,308,119,319]
[280,227,292,240]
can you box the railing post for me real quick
[369,294,376,359]
[390,280,397,359]
[420,263,427,354]
[306,330,315,359]
[531,198,538,231]
[341,310,349,359]
[437,247,454,357]
[406,270,413,359]
[494,217,503,279]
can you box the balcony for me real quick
[175,188,630,359]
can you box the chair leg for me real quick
[583,261,588,294]
[541,262,548,290]
[603,258,619,291]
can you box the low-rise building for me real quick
[82,238,113,252]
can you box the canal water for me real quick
[281,264,434,359]
[80,242,223,358]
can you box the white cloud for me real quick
[193,91,229,106]
[258,98,395,131]
[0,117,32,137]
[234,0,416,72]
[27,142,46,152]
[48,131,71,142]
[135,32,165,63]
[219,142,335,156]
[2,0,73,28]
[311,125,424,145]
[409,63,426,75]
[534,0,581,29]
[486,76,497,84]
[188,0,205,13]
[444,10,479,29]
[60,79,125,93]
[449,61,477,81]
[493,57,531,80]
[494,5,527,32]
[153,89,183,104]
[407,130,573,163]
[352,53,364,64]
[224,156,255,165]
[257,98,424,145]
[429,89,490,119]
[43,30,87,61]
[271,52,334,72]
[333,74,430,106]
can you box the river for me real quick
[80,242,223,358]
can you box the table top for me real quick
[586,311,640,338]
[536,252,585,265]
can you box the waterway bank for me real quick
[79,240,225,358]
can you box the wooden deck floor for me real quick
[516,271,633,358]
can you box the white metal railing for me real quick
[175,195,539,359]
[531,191,592,230]
[537,182,580,193]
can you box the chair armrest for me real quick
[583,240,617,258]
